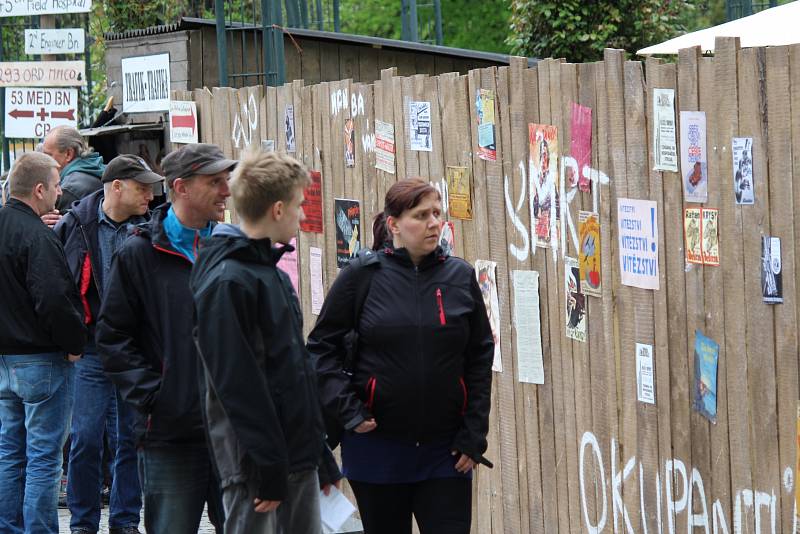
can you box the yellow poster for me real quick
[578,211,601,297]
[446,166,472,220]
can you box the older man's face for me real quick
[42,134,73,171]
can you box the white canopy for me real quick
[637,0,800,55]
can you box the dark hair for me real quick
[372,178,440,250]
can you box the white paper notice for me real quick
[680,110,708,203]
[374,119,396,173]
[653,88,678,172]
[319,486,356,533]
[409,101,432,152]
[636,343,655,404]
[512,270,544,384]
[617,197,659,290]
[310,247,324,315]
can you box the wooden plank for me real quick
[298,83,316,338]
[285,37,302,83]
[434,55,456,76]
[317,81,338,290]
[392,75,408,181]
[301,39,322,86]
[266,86,279,152]
[358,47,379,84]
[400,75,420,178]
[320,43,340,82]
[375,68,398,211]
[194,87,214,145]
[394,51,417,77]
[339,44,360,82]
[276,84,290,154]
[415,53,435,77]
[357,82,379,245]
[292,80,306,165]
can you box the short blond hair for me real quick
[9,152,58,197]
[230,149,310,222]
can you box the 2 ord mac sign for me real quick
[121,54,171,113]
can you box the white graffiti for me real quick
[351,91,365,118]
[231,93,258,149]
[330,87,349,116]
[361,132,375,154]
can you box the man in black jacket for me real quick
[190,150,331,534]
[0,152,87,533]
[55,155,162,534]
[96,144,236,534]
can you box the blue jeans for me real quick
[0,353,74,534]
[138,445,225,534]
[67,353,141,531]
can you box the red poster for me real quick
[300,170,323,233]
[570,103,593,193]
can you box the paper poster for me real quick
[335,198,360,268]
[578,211,601,297]
[276,238,299,295]
[636,343,655,404]
[693,330,719,423]
[617,198,659,290]
[680,111,708,203]
[565,257,587,343]
[732,137,754,204]
[701,208,719,266]
[374,119,395,174]
[512,270,544,384]
[261,139,275,152]
[684,208,703,264]
[409,101,432,152]
[285,105,296,153]
[475,89,496,161]
[570,103,593,192]
[653,89,678,172]
[344,119,355,167]
[446,166,472,220]
[762,236,783,304]
[439,221,454,256]
[475,260,502,372]
[529,123,559,248]
[300,170,323,234]
[310,246,324,315]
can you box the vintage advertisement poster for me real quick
[374,119,396,174]
[475,89,496,161]
[653,88,678,172]
[334,198,360,268]
[512,270,544,384]
[475,260,503,372]
[285,105,296,153]
[310,246,324,315]
[636,343,655,405]
[276,238,299,295]
[732,137,754,205]
[409,100,432,152]
[529,123,559,248]
[570,103,593,192]
[701,208,719,266]
[439,221,455,256]
[344,118,355,167]
[578,211,601,297]
[565,257,587,343]
[693,330,719,424]
[446,166,472,220]
[762,236,783,304]
[684,208,703,264]
[300,170,323,234]
[617,198,659,290]
[680,111,709,203]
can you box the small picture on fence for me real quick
[300,170,323,234]
[529,123,559,248]
[680,111,708,203]
[732,137,754,205]
[684,208,702,264]
[701,208,719,266]
[653,88,678,172]
[334,198,360,268]
[693,330,719,423]
[636,343,655,405]
[374,119,396,174]
[762,236,783,304]
[578,211,601,297]
[344,118,355,167]
[475,89,496,161]
[475,259,503,372]
[570,103,592,192]
[439,221,454,256]
[565,256,587,343]
[446,166,472,220]
[285,105,296,153]
[409,100,432,152]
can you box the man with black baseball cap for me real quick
[54,154,163,534]
[96,144,235,533]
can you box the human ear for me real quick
[386,215,400,236]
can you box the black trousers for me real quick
[349,477,472,534]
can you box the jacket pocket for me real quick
[365,376,377,411]
[458,377,467,416]
[436,288,446,325]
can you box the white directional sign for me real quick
[122,54,171,113]
[0,0,92,17]
[4,87,78,139]
[169,101,198,144]
[25,28,85,55]
[0,61,86,87]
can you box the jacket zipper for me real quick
[436,288,446,325]
[152,243,192,264]
[414,265,423,443]
[365,377,377,411]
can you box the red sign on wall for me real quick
[301,170,323,233]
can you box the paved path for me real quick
[58,507,217,533]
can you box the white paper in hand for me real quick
[319,486,356,532]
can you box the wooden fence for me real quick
[171,37,799,533]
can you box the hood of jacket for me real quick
[61,152,105,180]
[65,188,104,226]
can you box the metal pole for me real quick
[409,0,418,42]
[215,0,229,86]
[299,0,309,28]
[273,0,286,84]
[434,0,443,45]
[315,0,323,30]
[263,0,275,85]
[401,0,409,41]
[285,0,299,27]
[333,0,340,32]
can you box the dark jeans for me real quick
[349,477,472,534]
[138,445,224,534]
[67,353,141,531]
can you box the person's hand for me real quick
[321,479,342,496]
[253,498,281,513]
[67,353,81,362]
[452,451,477,474]
[41,210,62,228]
[355,418,377,433]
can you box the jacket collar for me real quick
[381,242,447,270]
[5,198,42,221]
[66,189,104,226]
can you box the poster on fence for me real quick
[446,166,472,220]
[762,236,783,304]
[680,111,708,203]
[285,105,296,153]
[344,119,355,167]
[653,89,678,172]
[684,208,703,264]
[475,260,503,372]
[300,170,323,234]
[409,101,432,151]
[578,211,601,297]
[439,221,454,256]
[374,119,395,173]
[529,123,559,248]
[335,198,360,267]
[684,208,719,266]
[701,208,719,266]
[732,137,754,205]
[636,343,655,404]
[693,330,719,423]
[570,103,593,192]
[565,257,587,343]
[512,270,544,384]
[617,198,659,290]
[310,246,324,315]
[276,238,299,295]
[475,89,496,161]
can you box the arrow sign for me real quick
[5,88,78,139]
[51,109,75,120]
[9,109,35,119]
[169,101,199,144]
[171,107,196,134]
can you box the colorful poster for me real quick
[693,330,719,423]
[762,236,783,304]
[446,166,472,220]
[565,256,587,343]
[617,198,659,290]
[300,170,323,234]
[409,101,432,152]
[578,211,601,297]
[529,123,559,248]
[334,198,360,268]
[684,208,703,264]
[285,105,296,153]
[374,119,395,174]
[475,89,496,161]
[344,119,355,167]
[701,208,719,266]
[570,103,593,192]
[310,246,324,315]
[439,221,454,256]
[653,89,678,172]
[732,137,754,205]
[680,111,708,203]
[475,259,503,372]
[636,343,655,404]
[512,270,544,385]
[276,238,299,295]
